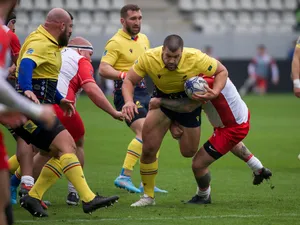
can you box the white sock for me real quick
[21,176,34,186]
[196,186,211,199]
[247,155,263,174]
[68,181,77,194]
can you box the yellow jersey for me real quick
[101,29,150,92]
[16,25,62,104]
[133,46,218,94]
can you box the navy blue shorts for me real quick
[114,90,150,127]
[153,87,201,128]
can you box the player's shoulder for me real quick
[144,46,161,56]
[183,47,205,60]
[138,32,149,41]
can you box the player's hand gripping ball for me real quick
[184,76,208,99]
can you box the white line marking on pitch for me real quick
[16,213,300,223]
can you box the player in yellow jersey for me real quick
[12,8,118,217]
[99,4,167,194]
[122,35,228,206]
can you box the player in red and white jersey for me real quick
[35,36,124,205]
[149,76,272,205]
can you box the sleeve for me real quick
[197,51,218,77]
[18,58,36,91]
[77,57,96,86]
[9,32,21,57]
[21,42,48,67]
[132,53,147,78]
[296,36,300,48]
[100,40,120,66]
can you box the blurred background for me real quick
[14,0,300,94]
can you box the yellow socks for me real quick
[8,155,19,174]
[140,160,158,198]
[29,158,62,200]
[60,153,95,202]
[121,138,142,174]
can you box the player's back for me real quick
[203,77,248,128]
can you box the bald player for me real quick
[122,35,228,207]
[11,8,118,217]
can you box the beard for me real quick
[58,29,69,47]
[125,24,140,36]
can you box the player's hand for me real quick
[39,105,56,129]
[122,101,138,122]
[169,121,183,140]
[24,90,40,104]
[118,72,127,80]
[59,98,75,117]
[112,111,126,121]
[294,87,300,98]
[192,85,218,102]
[149,98,161,110]
[0,111,27,128]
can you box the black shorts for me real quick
[153,87,202,128]
[13,117,65,151]
[114,90,150,127]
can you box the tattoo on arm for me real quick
[160,98,202,113]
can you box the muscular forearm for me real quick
[85,85,116,117]
[122,79,135,103]
[160,98,201,113]
[99,63,122,80]
[0,76,42,118]
[212,69,228,94]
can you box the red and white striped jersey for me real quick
[57,47,95,103]
[203,77,249,128]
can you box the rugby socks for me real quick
[60,153,95,202]
[121,138,142,175]
[196,186,211,199]
[245,155,263,175]
[8,155,19,174]
[195,172,211,199]
[140,160,158,198]
[21,176,34,187]
[29,158,62,200]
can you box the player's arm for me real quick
[98,40,126,80]
[291,42,300,97]
[122,55,146,121]
[10,31,20,64]
[149,97,201,113]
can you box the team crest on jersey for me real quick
[26,48,34,54]
[103,50,107,56]
[129,49,133,53]
[157,74,161,79]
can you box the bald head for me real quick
[68,37,92,47]
[46,8,71,24]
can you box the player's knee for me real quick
[192,157,206,172]
[180,149,196,158]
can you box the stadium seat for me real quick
[283,0,298,10]
[282,12,296,25]
[35,0,49,11]
[111,0,125,11]
[16,11,30,26]
[108,12,121,25]
[73,26,89,35]
[224,0,239,11]
[250,24,263,33]
[194,0,209,11]
[278,25,293,32]
[65,0,80,11]
[50,0,64,9]
[210,0,224,10]
[237,11,251,24]
[82,0,95,10]
[31,11,45,25]
[267,12,281,25]
[264,25,278,33]
[235,24,249,33]
[19,0,33,11]
[94,11,108,25]
[240,0,254,11]
[88,26,103,35]
[223,11,237,25]
[178,0,194,12]
[207,11,222,24]
[104,24,120,35]
[253,0,268,10]
[95,0,111,11]
[269,0,283,11]
[252,12,265,25]
[78,12,93,25]
[15,23,27,35]
[192,12,208,29]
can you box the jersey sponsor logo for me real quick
[129,49,133,53]
[26,48,34,54]
[157,74,161,79]
[103,50,107,56]
[208,65,213,71]
[135,101,143,109]
[23,120,37,134]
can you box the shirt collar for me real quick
[118,29,138,41]
[37,25,59,45]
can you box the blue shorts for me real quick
[114,90,150,127]
[153,87,201,128]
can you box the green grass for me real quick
[3,94,300,225]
